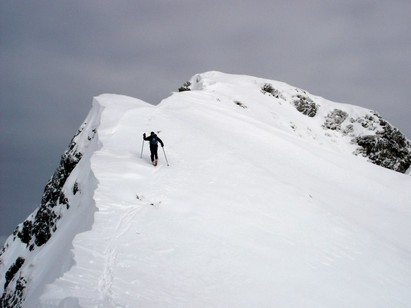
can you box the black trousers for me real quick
[150,145,158,161]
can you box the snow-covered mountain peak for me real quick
[1,72,411,307]
[178,72,411,173]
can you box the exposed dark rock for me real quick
[1,124,98,307]
[355,113,380,131]
[59,192,69,209]
[323,109,349,130]
[178,81,191,92]
[342,124,354,136]
[14,125,89,249]
[234,101,247,109]
[293,94,318,117]
[28,146,82,247]
[16,221,32,245]
[1,276,27,308]
[321,110,411,173]
[4,257,25,289]
[261,83,282,99]
[73,182,79,195]
[32,206,59,246]
[355,123,411,173]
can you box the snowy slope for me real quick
[1,72,411,307]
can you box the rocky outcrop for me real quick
[1,123,97,307]
[261,83,283,99]
[1,276,26,308]
[322,109,411,173]
[292,94,318,117]
[354,114,411,173]
[178,81,192,92]
[323,109,349,131]
[14,129,84,250]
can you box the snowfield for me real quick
[1,72,411,307]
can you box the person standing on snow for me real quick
[143,132,164,166]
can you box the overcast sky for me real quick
[1,0,410,240]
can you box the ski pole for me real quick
[162,147,169,166]
[140,139,144,158]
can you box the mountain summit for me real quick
[1,72,411,307]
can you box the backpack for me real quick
[150,135,158,146]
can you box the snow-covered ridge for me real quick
[1,72,411,307]
[182,71,411,173]
[0,94,155,306]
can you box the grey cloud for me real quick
[1,0,410,238]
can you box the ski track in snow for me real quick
[98,205,141,306]
[92,104,165,306]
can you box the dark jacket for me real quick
[143,133,164,147]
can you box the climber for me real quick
[143,132,164,166]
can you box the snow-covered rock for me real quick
[1,72,411,307]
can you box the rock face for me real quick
[14,126,89,250]
[293,94,319,118]
[321,108,411,173]
[17,142,81,249]
[1,257,26,307]
[323,109,349,131]
[0,121,97,307]
[353,113,411,173]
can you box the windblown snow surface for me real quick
[1,72,411,307]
